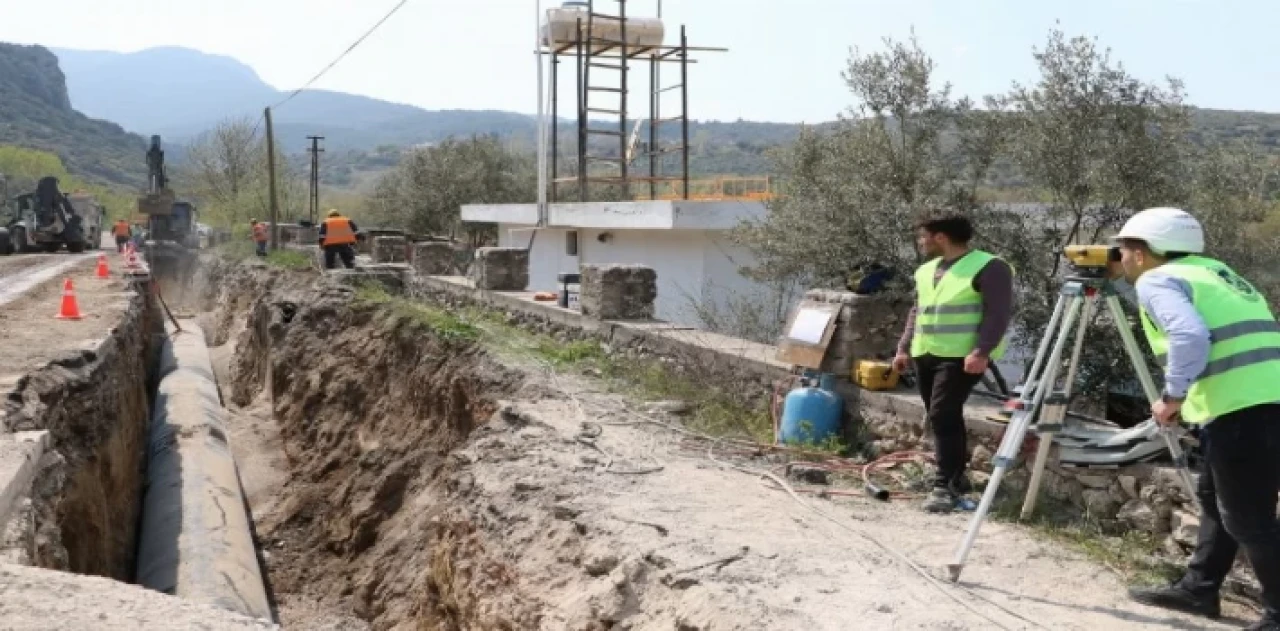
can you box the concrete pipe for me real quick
[135,321,272,620]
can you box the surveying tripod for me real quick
[946,248,1201,582]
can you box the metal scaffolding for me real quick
[541,0,726,202]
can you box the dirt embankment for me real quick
[1,275,159,579]
[201,262,540,628]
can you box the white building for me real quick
[460,200,800,331]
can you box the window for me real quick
[566,230,579,256]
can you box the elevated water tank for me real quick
[541,2,665,51]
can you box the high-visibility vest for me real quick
[252,223,268,243]
[1139,255,1280,424]
[910,250,1010,359]
[112,221,130,237]
[322,217,356,246]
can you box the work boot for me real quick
[1127,583,1221,619]
[922,487,956,513]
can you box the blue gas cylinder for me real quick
[779,373,844,445]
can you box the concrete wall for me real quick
[498,223,801,332]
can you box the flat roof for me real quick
[460,199,766,231]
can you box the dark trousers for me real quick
[1179,403,1280,620]
[255,240,268,257]
[323,244,355,270]
[115,236,129,252]
[914,354,984,490]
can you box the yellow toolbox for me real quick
[854,360,900,391]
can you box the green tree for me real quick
[365,136,536,246]
[174,117,306,229]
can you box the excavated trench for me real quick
[190,259,546,629]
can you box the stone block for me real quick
[579,265,656,320]
[412,242,454,276]
[802,289,912,376]
[372,236,408,264]
[472,247,530,291]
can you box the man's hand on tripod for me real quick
[963,350,989,375]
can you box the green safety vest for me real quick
[1139,255,1280,424]
[910,250,1009,360]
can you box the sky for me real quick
[1,0,1276,124]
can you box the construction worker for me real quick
[318,209,358,270]
[1111,208,1280,630]
[892,213,1015,513]
[111,218,131,252]
[250,218,268,257]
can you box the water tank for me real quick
[541,3,665,51]
[779,373,844,446]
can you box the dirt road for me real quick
[0,251,136,381]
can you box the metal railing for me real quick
[631,176,774,201]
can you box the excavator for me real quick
[137,135,199,288]
[137,135,199,249]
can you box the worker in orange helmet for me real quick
[318,209,359,270]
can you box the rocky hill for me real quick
[0,43,146,187]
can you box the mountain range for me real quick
[5,43,1280,192]
[0,43,146,187]
[49,46,811,161]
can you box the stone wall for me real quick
[372,236,408,264]
[471,248,530,291]
[579,265,657,320]
[411,242,454,276]
[408,274,787,413]
[804,289,911,376]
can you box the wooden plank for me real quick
[775,301,840,369]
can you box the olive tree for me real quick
[732,34,1022,291]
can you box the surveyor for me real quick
[111,218,132,252]
[892,213,1015,513]
[318,209,359,270]
[250,218,268,257]
[1110,208,1280,631]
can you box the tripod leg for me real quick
[1018,292,1070,400]
[1105,295,1202,511]
[948,294,1085,582]
[1021,294,1097,519]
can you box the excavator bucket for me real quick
[137,188,177,216]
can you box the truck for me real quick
[0,176,101,255]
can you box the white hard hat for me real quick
[1111,207,1204,255]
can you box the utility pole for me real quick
[264,107,280,251]
[306,135,325,225]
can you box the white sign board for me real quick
[787,308,832,345]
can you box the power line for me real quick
[271,0,410,110]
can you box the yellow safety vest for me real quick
[1140,255,1280,423]
[910,250,1010,359]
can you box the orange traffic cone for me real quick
[55,278,83,320]
[95,254,110,279]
